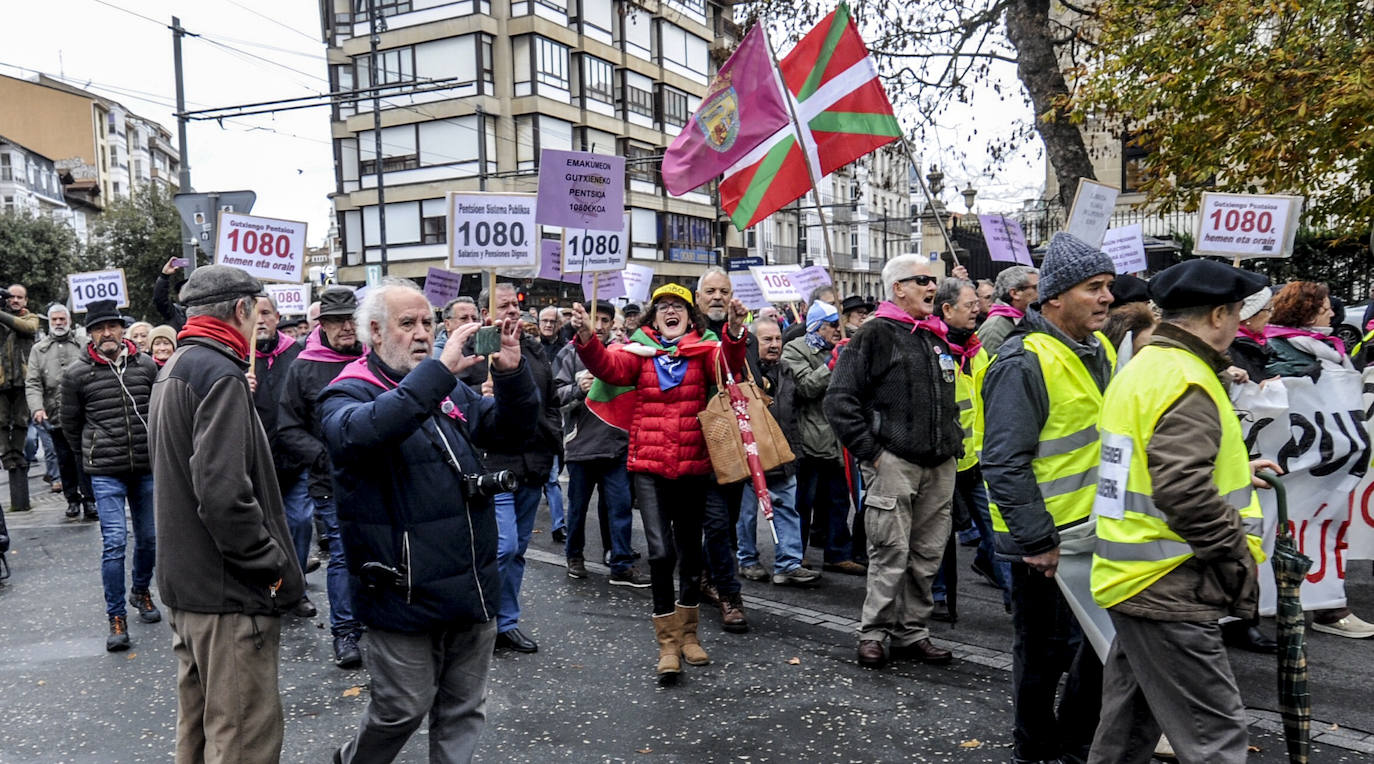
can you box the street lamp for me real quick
[962,186,977,214]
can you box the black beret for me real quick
[1148,260,1269,310]
[1109,274,1151,306]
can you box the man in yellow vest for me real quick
[982,232,1115,764]
[1088,260,1276,764]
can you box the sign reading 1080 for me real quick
[446,192,538,270]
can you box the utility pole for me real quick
[368,0,389,274]
[172,16,196,275]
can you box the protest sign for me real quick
[788,266,832,300]
[265,283,309,316]
[582,270,626,301]
[621,263,654,304]
[535,149,625,231]
[563,214,630,274]
[447,192,537,270]
[1100,224,1148,274]
[215,212,307,283]
[67,269,129,311]
[978,214,1032,265]
[423,268,464,308]
[1064,178,1119,249]
[748,265,803,302]
[1193,192,1302,259]
[729,272,771,311]
[537,239,578,283]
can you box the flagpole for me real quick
[760,23,845,322]
[897,134,962,269]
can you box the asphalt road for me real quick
[1,470,1371,762]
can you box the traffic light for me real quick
[517,287,528,307]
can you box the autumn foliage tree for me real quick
[1074,0,1374,232]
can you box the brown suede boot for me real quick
[676,603,710,666]
[652,611,682,676]
[719,593,749,633]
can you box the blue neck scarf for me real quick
[805,330,833,352]
[653,335,688,391]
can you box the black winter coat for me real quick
[276,350,360,500]
[758,358,799,479]
[152,274,188,330]
[252,334,304,479]
[459,334,562,484]
[320,354,537,633]
[61,342,157,475]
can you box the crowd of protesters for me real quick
[3,231,1374,763]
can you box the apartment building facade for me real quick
[319,0,737,284]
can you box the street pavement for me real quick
[2,468,1372,762]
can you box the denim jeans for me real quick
[314,495,360,637]
[282,470,314,577]
[25,421,59,481]
[702,480,744,597]
[796,455,856,563]
[91,473,156,617]
[495,484,542,632]
[736,473,804,574]
[564,458,634,573]
[545,457,565,533]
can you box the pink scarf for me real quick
[872,300,981,366]
[986,303,1024,321]
[1235,326,1267,346]
[1265,325,1346,356]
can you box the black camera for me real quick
[462,470,518,499]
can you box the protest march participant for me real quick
[128,322,153,353]
[825,255,961,670]
[153,259,189,330]
[148,325,178,367]
[570,284,748,678]
[26,303,92,519]
[320,281,533,762]
[150,267,305,761]
[62,300,161,651]
[981,233,1115,764]
[1228,287,1274,383]
[840,295,874,333]
[974,279,995,325]
[276,286,367,668]
[1088,260,1274,764]
[0,284,38,513]
[977,266,1039,356]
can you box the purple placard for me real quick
[788,266,832,300]
[536,240,579,283]
[978,214,1032,266]
[423,268,464,308]
[535,149,626,231]
[581,270,626,301]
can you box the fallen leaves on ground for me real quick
[960,740,982,748]
[787,657,801,665]
[342,686,362,698]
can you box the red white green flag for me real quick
[718,3,902,230]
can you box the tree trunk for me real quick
[1004,0,1097,209]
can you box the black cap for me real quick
[1149,260,1270,310]
[593,299,617,318]
[317,286,357,318]
[178,265,267,307]
[621,302,641,317]
[83,300,128,330]
[841,295,875,314]
[1109,274,1151,306]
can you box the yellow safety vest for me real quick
[956,346,990,472]
[1090,344,1266,609]
[989,331,1117,534]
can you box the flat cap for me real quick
[1149,260,1269,310]
[317,286,357,318]
[179,265,267,307]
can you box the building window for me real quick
[535,38,569,89]
[581,55,614,104]
[112,182,121,195]
[481,37,495,88]
[625,84,654,118]
[1121,133,1149,193]
[359,124,421,175]
[660,86,689,128]
[1,196,13,214]
[0,154,10,182]
[354,0,411,21]
[359,46,415,87]
[422,215,446,244]
[622,141,658,183]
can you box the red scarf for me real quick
[178,315,251,360]
[986,303,1024,321]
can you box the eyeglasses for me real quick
[896,274,937,287]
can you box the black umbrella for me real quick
[1258,472,1311,763]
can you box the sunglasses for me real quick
[897,274,937,287]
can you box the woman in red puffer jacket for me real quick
[572,283,747,681]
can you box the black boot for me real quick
[82,501,98,521]
[65,501,81,519]
[8,468,30,512]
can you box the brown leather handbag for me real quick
[697,353,796,484]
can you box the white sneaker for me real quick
[1311,614,1374,639]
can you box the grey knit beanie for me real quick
[1038,232,1116,301]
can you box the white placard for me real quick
[748,264,803,302]
[563,214,630,274]
[265,283,309,316]
[1100,224,1148,274]
[67,269,129,311]
[215,212,308,283]
[729,272,771,311]
[1193,192,1302,260]
[621,263,654,304]
[1064,178,1119,249]
[447,192,538,270]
